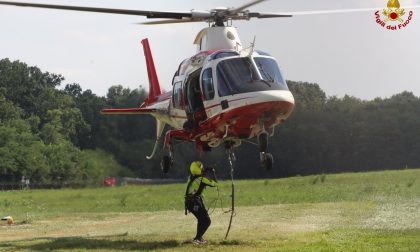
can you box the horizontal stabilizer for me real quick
[101,107,157,115]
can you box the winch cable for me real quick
[224,148,236,240]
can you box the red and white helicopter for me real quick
[100,1,296,172]
[108,34,294,172]
[1,0,418,173]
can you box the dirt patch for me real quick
[0,201,408,243]
[363,198,420,229]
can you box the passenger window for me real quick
[173,82,183,109]
[201,68,215,100]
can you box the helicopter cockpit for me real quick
[172,50,289,129]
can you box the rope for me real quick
[206,185,231,215]
[224,149,236,240]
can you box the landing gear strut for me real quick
[161,129,189,174]
[258,132,274,170]
[258,132,268,153]
[161,144,173,174]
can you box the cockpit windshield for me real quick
[254,57,286,85]
[217,57,288,97]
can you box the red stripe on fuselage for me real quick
[205,96,256,110]
[196,100,294,141]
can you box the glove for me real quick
[204,166,215,173]
[204,166,217,181]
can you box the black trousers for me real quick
[186,196,211,240]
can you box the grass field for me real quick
[0,169,419,251]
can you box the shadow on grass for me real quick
[1,236,180,251]
[219,240,242,246]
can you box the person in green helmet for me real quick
[185,161,217,245]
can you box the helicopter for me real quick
[1,0,418,173]
[100,1,296,173]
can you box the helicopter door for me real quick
[184,68,206,129]
[201,68,218,118]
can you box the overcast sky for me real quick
[0,0,419,100]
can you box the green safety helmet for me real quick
[190,161,203,175]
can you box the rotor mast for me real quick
[194,26,243,52]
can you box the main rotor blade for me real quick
[0,1,192,19]
[274,5,420,16]
[140,19,204,25]
[230,0,267,14]
[249,12,292,18]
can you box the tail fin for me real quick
[141,38,162,106]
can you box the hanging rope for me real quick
[224,148,236,239]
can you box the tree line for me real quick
[1,58,419,186]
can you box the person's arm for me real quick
[201,176,217,187]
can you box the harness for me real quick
[184,175,205,215]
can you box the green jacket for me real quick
[186,175,217,197]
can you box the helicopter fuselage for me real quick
[102,26,294,160]
[146,48,295,150]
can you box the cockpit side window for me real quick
[173,81,183,109]
[217,58,258,97]
[254,57,286,85]
[201,68,215,100]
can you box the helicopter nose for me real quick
[273,90,295,105]
[258,90,295,118]
[259,90,295,107]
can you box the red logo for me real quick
[375,0,414,30]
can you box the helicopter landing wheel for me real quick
[161,155,172,174]
[260,152,273,171]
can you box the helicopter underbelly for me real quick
[149,90,294,149]
[198,90,295,147]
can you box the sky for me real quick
[0,0,419,100]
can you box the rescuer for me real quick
[184,161,217,245]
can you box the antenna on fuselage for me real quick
[248,36,257,57]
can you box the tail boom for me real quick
[100,107,157,115]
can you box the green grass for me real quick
[0,169,419,251]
